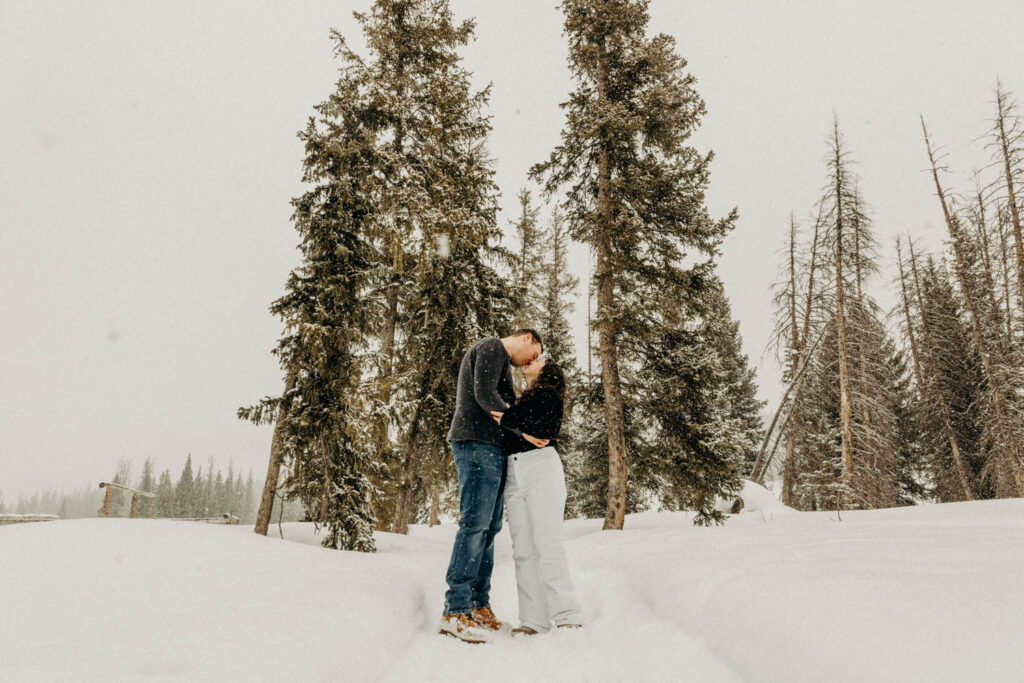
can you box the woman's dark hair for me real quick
[526,359,566,400]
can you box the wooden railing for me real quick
[0,514,58,525]
[94,485,240,523]
[173,513,241,525]
[99,482,156,518]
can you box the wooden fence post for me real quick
[99,482,155,519]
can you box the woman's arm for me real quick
[499,389,563,439]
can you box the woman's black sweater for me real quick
[499,386,564,455]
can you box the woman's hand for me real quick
[490,411,503,423]
[522,433,549,448]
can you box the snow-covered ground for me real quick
[3,482,1023,682]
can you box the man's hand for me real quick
[523,433,549,448]
[490,411,503,424]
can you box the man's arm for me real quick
[473,340,510,414]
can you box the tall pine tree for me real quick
[239,0,515,540]
[175,455,195,518]
[531,0,743,527]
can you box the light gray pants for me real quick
[505,446,583,632]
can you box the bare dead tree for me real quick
[830,119,857,492]
[986,82,1024,315]
[768,206,824,500]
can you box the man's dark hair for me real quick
[510,327,543,351]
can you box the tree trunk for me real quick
[318,434,331,524]
[751,326,826,482]
[995,88,1024,316]
[596,39,628,531]
[779,208,822,496]
[852,205,872,457]
[996,212,1015,341]
[378,282,398,442]
[255,366,298,536]
[429,485,440,527]
[782,216,800,506]
[587,265,593,387]
[832,124,857,494]
[974,190,1003,322]
[390,442,418,534]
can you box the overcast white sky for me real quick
[3,0,1022,501]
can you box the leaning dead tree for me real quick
[829,119,858,493]
[768,209,824,502]
[781,207,824,499]
[253,366,297,536]
[751,326,827,485]
[987,82,1024,315]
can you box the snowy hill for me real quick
[3,486,1023,682]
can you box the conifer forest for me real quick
[6,1,1022,554]
[7,2,1024,680]
[216,0,1024,552]
[762,98,1024,512]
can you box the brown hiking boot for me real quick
[438,613,494,644]
[470,606,506,632]
[511,625,539,637]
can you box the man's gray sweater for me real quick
[447,337,516,445]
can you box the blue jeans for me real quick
[443,440,507,615]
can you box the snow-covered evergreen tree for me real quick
[241,0,515,544]
[364,0,516,533]
[137,458,155,498]
[155,469,175,518]
[702,279,765,473]
[243,471,257,523]
[531,0,746,527]
[174,456,195,518]
[768,124,918,511]
[917,255,989,498]
[633,279,757,524]
[534,205,588,517]
[536,207,581,379]
[510,188,545,328]
[922,118,1024,497]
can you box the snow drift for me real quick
[3,490,1023,682]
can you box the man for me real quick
[438,328,545,644]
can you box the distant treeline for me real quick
[1,455,306,523]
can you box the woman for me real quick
[491,357,583,636]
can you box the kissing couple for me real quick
[438,329,583,643]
